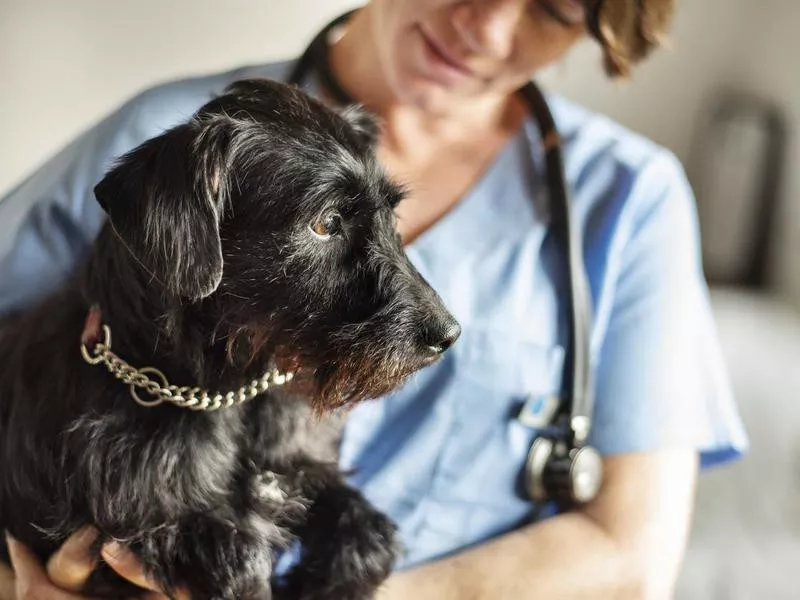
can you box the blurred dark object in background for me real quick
[690,92,788,289]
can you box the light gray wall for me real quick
[1,0,795,303]
[727,0,800,309]
[0,0,753,193]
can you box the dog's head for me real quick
[93,78,460,410]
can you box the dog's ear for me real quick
[339,105,381,149]
[94,121,229,301]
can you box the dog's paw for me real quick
[285,495,399,600]
[334,503,399,589]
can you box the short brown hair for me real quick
[587,0,676,77]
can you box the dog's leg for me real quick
[275,460,399,600]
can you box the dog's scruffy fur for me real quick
[0,79,460,599]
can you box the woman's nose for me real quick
[451,0,525,60]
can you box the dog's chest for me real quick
[243,392,345,465]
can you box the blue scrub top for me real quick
[0,60,747,570]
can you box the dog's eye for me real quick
[309,212,343,240]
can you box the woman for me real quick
[0,1,746,598]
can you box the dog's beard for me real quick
[308,317,433,413]
[238,318,429,414]
[310,353,418,413]
[272,344,423,414]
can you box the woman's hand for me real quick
[1,528,189,600]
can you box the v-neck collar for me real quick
[405,118,551,268]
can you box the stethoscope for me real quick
[289,10,603,509]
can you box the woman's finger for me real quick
[6,533,90,600]
[100,542,157,592]
[4,532,187,600]
[6,532,49,593]
[45,526,99,592]
[101,542,188,599]
[0,558,17,600]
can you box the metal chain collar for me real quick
[80,324,293,411]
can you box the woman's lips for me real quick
[417,25,475,84]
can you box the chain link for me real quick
[80,325,293,411]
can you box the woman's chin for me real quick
[390,73,476,115]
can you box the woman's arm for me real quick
[0,75,230,318]
[378,449,698,600]
[0,96,143,317]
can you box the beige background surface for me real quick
[0,0,796,300]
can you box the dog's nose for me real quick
[424,315,461,356]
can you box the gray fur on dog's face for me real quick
[92,78,460,411]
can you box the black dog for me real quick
[0,79,460,599]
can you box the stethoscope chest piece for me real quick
[524,437,603,505]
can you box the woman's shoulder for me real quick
[541,94,695,227]
[115,60,297,140]
[547,93,676,169]
[531,95,703,296]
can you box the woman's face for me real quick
[367,0,586,110]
